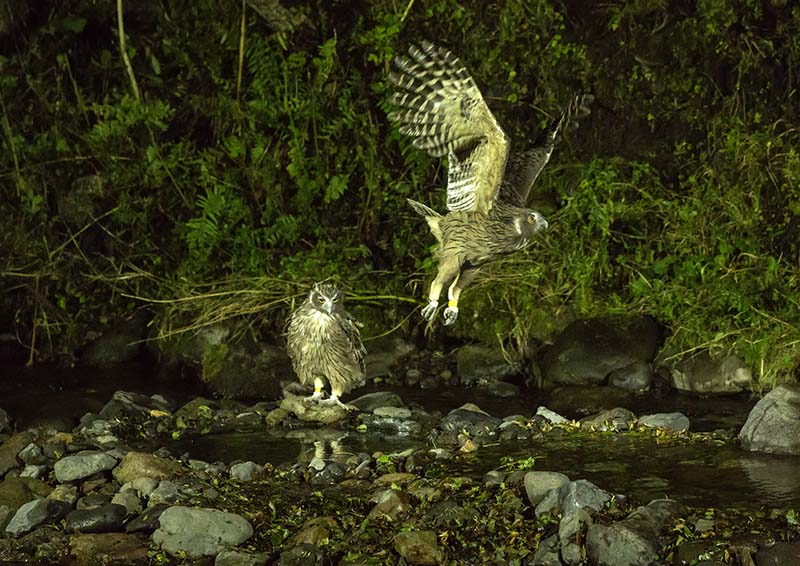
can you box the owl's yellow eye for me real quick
[318,297,325,303]
[333,298,339,303]
[527,214,536,223]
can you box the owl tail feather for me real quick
[407,198,443,243]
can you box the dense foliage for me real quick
[1,0,799,386]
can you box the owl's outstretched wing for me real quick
[388,41,509,214]
[501,93,594,207]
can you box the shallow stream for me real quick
[2,362,799,512]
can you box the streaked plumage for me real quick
[286,283,366,406]
[388,41,593,325]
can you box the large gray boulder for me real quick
[152,506,253,557]
[158,324,288,400]
[739,384,800,455]
[455,343,517,386]
[81,311,151,367]
[671,351,751,394]
[586,499,685,566]
[542,316,662,386]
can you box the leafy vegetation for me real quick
[1,0,799,387]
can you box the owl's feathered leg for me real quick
[305,377,326,402]
[443,267,480,325]
[422,256,462,321]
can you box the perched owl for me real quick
[388,41,593,325]
[286,282,367,407]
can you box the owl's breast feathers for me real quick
[437,205,532,266]
[287,305,365,387]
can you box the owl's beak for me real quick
[323,300,334,315]
[533,212,548,231]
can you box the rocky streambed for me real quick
[1,378,800,565]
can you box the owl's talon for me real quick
[318,395,355,411]
[443,306,459,326]
[305,390,324,403]
[420,300,439,321]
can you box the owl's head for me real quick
[515,210,549,238]
[308,282,345,316]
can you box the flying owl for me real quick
[388,41,593,325]
[286,282,367,407]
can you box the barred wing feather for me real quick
[388,41,509,214]
[501,93,594,207]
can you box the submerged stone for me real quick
[739,384,800,455]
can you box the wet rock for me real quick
[498,418,531,441]
[373,472,418,488]
[17,442,45,465]
[524,471,570,507]
[230,461,263,482]
[69,532,149,566]
[81,311,150,367]
[0,431,33,477]
[125,503,169,533]
[368,489,410,521]
[586,498,685,566]
[152,505,253,557]
[0,476,53,509]
[608,361,653,392]
[19,464,46,478]
[216,549,270,566]
[360,412,422,436]
[483,381,521,398]
[483,470,505,486]
[65,502,127,533]
[739,384,800,455]
[280,394,351,425]
[547,386,633,418]
[560,507,592,565]
[111,451,185,484]
[291,516,336,546]
[53,451,117,483]
[77,492,111,510]
[5,498,71,536]
[671,351,751,394]
[48,484,79,506]
[535,406,570,424]
[455,343,516,386]
[580,407,637,431]
[274,543,324,566]
[0,407,11,434]
[755,541,800,565]
[542,315,662,386]
[439,403,502,437]
[161,325,287,400]
[531,533,562,565]
[559,479,614,516]
[349,392,405,412]
[639,412,690,432]
[374,406,412,418]
[111,491,142,515]
[394,529,444,565]
[121,477,159,497]
[98,390,173,422]
[149,479,192,505]
[364,337,415,378]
